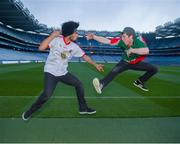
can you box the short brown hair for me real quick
[122,27,136,38]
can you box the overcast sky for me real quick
[21,0,180,32]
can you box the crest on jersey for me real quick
[60,50,72,59]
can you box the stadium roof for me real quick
[0,0,47,31]
[155,17,180,38]
[0,0,128,37]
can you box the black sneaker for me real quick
[22,110,31,121]
[79,108,96,115]
[133,80,149,91]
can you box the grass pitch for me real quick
[0,62,180,143]
[0,62,180,118]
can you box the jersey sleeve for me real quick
[48,38,58,48]
[117,40,127,50]
[136,38,147,48]
[110,37,121,45]
[73,44,86,57]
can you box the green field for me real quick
[0,62,180,118]
[0,62,180,142]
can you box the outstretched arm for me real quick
[86,33,111,45]
[82,55,104,72]
[39,31,60,51]
[126,47,149,57]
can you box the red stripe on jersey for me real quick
[63,36,71,45]
[139,36,147,45]
[110,37,121,44]
[129,55,145,64]
[81,53,86,58]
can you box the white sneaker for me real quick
[93,78,102,94]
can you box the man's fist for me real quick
[86,33,94,40]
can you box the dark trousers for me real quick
[26,72,88,115]
[100,60,158,89]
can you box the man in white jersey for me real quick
[22,21,104,120]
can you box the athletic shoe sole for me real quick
[133,82,149,91]
[22,112,30,121]
[93,78,102,94]
[79,111,96,115]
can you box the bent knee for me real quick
[76,81,83,88]
[112,67,120,74]
[73,80,83,90]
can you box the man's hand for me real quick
[95,64,104,72]
[82,55,104,72]
[126,48,134,57]
[86,33,111,44]
[39,31,60,51]
[86,33,94,40]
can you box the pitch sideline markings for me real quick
[0,96,180,99]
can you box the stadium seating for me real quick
[0,20,180,65]
[0,48,47,61]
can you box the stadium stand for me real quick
[0,0,49,32]
[0,0,180,65]
[0,48,47,63]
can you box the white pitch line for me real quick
[0,96,180,99]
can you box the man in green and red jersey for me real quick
[86,27,158,92]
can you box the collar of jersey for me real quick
[62,36,71,45]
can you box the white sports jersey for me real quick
[44,35,85,76]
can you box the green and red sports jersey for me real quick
[110,36,147,64]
